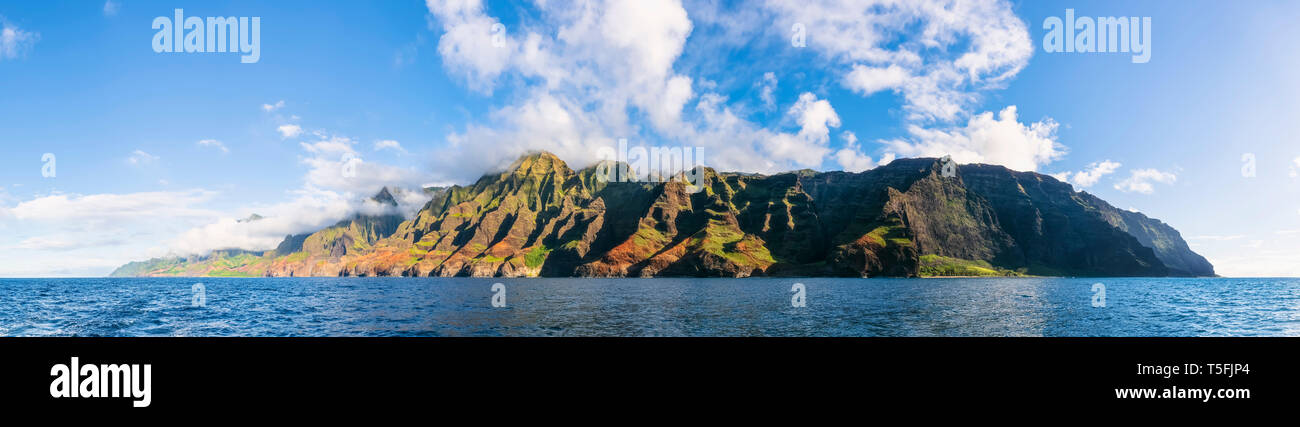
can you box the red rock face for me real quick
[112,152,1213,278]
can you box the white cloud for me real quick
[197,139,229,154]
[165,188,357,255]
[165,186,433,257]
[300,136,354,156]
[164,132,433,256]
[763,0,1032,122]
[262,100,285,112]
[788,92,840,142]
[757,72,778,109]
[1114,168,1177,194]
[882,105,1063,172]
[426,0,514,93]
[300,135,431,195]
[0,189,213,276]
[0,18,38,60]
[435,88,850,180]
[427,0,697,120]
[373,139,407,154]
[138,132,431,257]
[685,92,845,174]
[844,64,910,96]
[435,90,611,179]
[15,236,74,251]
[833,131,894,172]
[277,124,303,139]
[2,190,219,222]
[421,0,1054,179]
[103,1,120,17]
[0,124,434,275]
[0,174,429,263]
[127,149,159,166]
[423,0,706,176]
[1054,160,1121,187]
[11,235,125,251]
[764,92,840,167]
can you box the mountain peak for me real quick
[370,187,398,207]
[111,152,1213,279]
[237,214,264,223]
[522,150,561,160]
[505,150,572,178]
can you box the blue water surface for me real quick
[1,277,1297,337]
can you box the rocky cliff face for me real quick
[111,152,1214,278]
[261,187,406,277]
[1079,192,1215,276]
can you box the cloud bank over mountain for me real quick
[421,0,1061,180]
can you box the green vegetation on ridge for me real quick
[919,255,1025,277]
[109,153,1213,278]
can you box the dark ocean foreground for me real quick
[1,277,1296,337]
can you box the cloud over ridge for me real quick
[423,0,1057,181]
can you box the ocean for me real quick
[1,277,1297,337]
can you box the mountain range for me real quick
[111,152,1214,278]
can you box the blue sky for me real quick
[0,0,1297,277]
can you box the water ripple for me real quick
[0,277,1296,336]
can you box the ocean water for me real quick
[0,277,1297,337]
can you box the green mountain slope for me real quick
[111,152,1213,278]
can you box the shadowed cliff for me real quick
[112,152,1213,278]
